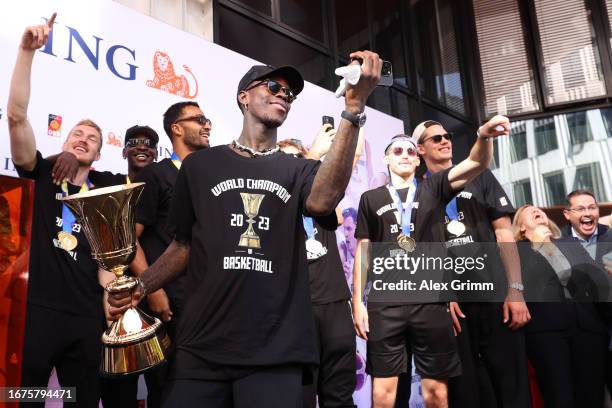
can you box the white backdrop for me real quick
[0,1,416,407]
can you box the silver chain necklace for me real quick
[231,140,279,157]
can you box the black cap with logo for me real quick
[236,65,304,108]
[124,125,159,146]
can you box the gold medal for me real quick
[397,233,416,252]
[58,231,78,251]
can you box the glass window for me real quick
[510,122,528,162]
[566,111,592,145]
[534,117,558,154]
[335,0,370,58]
[279,0,324,42]
[371,0,408,87]
[600,108,612,137]
[217,6,332,89]
[414,0,466,114]
[533,0,606,105]
[234,0,272,16]
[390,89,410,133]
[367,87,392,116]
[543,171,566,205]
[573,163,605,201]
[490,138,499,170]
[472,0,539,116]
[513,179,533,207]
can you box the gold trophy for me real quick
[238,193,265,248]
[60,182,170,376]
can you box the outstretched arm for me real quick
[107,239,189,319]
[306,51,381,216]
[7,13,56,171]
[448,115,509,191]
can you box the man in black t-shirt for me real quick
[130,101,211,408]
[412,120,531,408]
[279,138,355,408]
[8,15,117,406]
[109,52,383,407]
[352,117,510,408]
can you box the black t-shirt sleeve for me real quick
[14,151,46,179]
[134,166,161,227]
[481,170,515,221]
[168,161,195,243]
[314,213,339,232]
[89,170,126,187]
[355,192,371,240]
[423,167,455,204]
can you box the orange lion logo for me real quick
[146,51,198,99]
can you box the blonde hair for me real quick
[72,119,103,152]
[512,204,562,241]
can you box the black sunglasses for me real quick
[125,138,155,148]
[422,133,453,144]
[174,115,212,126]
[245,79,296,103]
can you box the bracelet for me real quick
[476,129,491,140]
[135,277,148,297]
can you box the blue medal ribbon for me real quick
[303,216,316,240]
[388,179,417,237]
[60,179,92,235]
[170,152,182,169]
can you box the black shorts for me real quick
[366,303,461,379]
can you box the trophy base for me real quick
[101,307,171,377]
[239,234,261,248]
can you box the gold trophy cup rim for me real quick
[59,182,145,201]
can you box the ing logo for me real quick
[146,51,198,99]
[47,114,62,137]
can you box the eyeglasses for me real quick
[174,115,212,126]
[422,133,453,144]
[125,138,155,148]
[391,146,417,157]
[567,205,599,214]
[245,79,296,103]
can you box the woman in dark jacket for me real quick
[512,205,610,408]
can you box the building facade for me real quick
[114,0,612,204]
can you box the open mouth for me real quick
[73,144,88,153]
[580,218,595,228]
[135,153,150,160]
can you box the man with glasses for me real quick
[410,119,531,408]
[128,101,211,408]
[562,189,612,266]
[108,55,382,407]
[352,118,509,408]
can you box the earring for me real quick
[244,103,248,111]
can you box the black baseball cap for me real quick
[124,125,159,146]
[236,65,304,107]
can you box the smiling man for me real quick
[109,54,382,407]
[562,189,612,266]
[123,125,159,182]
[7,14,118,405]
[128,101,211,408]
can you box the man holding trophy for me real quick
[108,54,383,406]
[7,14,118,405]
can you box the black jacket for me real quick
[560,223,612,268]
[518,239,610,334]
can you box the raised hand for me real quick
[20,12,56,51]
[344,51,382,114]
[478,115,510,139]
[308,124,337,160]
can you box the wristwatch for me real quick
[509,282,524,292]
[341,110,367,128]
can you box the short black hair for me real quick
[163,101,200,140]
[565,189,597,207]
